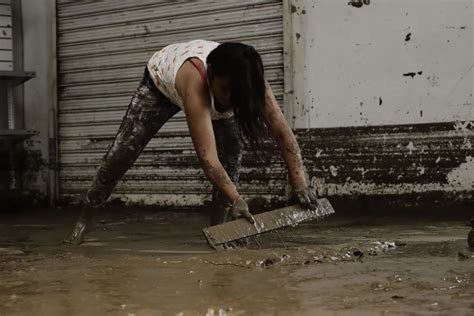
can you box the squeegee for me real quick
[202,198,335,249]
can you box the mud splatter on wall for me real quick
[297,121,473,197]
[57,120,474,207]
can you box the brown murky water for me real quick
[1,208,473,315]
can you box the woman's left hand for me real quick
[294,186,319,211]
[229,197,255,224]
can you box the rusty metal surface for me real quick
[202,198,335,248]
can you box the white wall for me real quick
[22,0,57,202]
[290,0,473,128]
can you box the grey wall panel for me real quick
[57,0,285,206]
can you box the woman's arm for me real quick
[263,82,318,209]
[176,61,254,223]
[263,82,307,190]
[177,62,239,203]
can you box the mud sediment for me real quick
[1,208,473,315]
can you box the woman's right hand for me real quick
[229,197,255,224]
[294,186,319,211]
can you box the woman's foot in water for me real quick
[64,206,96,245]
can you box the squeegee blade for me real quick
[202,198,335,248]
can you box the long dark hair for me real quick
[207,42,267,151]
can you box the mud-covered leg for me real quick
[63,203,97,245]
[64,72,180,245]
[210,117,243,226]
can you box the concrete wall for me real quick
[289,0,473,198]
[21,0,57,204]
[290,0,473,129]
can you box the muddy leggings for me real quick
[85,67,243,223]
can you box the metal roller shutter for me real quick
[57,0,286,206]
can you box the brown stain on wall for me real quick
[297,122,473,188]
[60,122,473,207]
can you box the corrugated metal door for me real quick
[57,0,286,206]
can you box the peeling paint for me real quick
[417,165,425,176]
[298,122,474,197]
[446,156,474,190]
[317,181,473,197]
[453,121,473,132]
[461,137,472,150]
[406,141,416,154]
[329,165,338,177]
[61,122,473,207]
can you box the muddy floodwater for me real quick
[1,207,473,315]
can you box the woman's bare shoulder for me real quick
[176,59,206,94]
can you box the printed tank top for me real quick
[147,39,234,120]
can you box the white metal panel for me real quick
[0,49,12,60]
[0,3,10,15]
[0,39,11,49]
[57,0,285,206]
[0,61,11,69]
[0,1,12,71]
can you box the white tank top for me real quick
[147,39,234,120]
